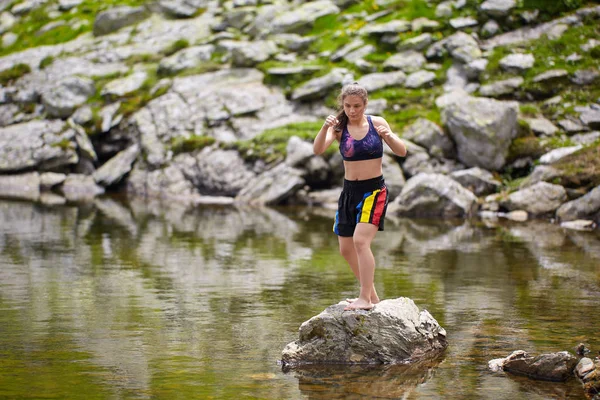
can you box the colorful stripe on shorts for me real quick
[356,187,387,226]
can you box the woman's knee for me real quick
[353,236,371,252]
[338,241,354,259]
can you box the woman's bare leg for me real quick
[340,224,380,310]
[338,236,380,304]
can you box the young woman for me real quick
[313,83,407,311]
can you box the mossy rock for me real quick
[551,144,600,188]
[507,137,547,163]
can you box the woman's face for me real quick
[343,95,366,122]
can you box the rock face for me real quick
[442,95,518,171]
[281,298,447,366]
[503,351,579,382]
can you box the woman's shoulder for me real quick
[369,115,388,126]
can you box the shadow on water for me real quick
[1,195,599,399]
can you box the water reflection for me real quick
[0,197,599,399]
[285,358,443,399]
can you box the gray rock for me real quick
[271,0,339,34]
[560,219,597,231]
[539,145,582,164]
[0,172,40,201]
[450,17,478,29]
[382,51,426,73]
[59,174,105,202]
[365,98,387,115]
[231,40,278,67]
[519,165,562,188]
[58,0,83,11]
[481,0,516,17]
[435,2,453,18]
[481,19,500,38]
[579,108,600,129]
[571,68,599,85]
[93,6,151,36]
[556,185,600,222]
[411,17,439,32]
[558,119,588,134]
[442,95,518,170]
[464,58,488,80]
[546,23,568,40]
[235,162,305,205]
[397,33,432,52]
[159,0,200,18]
[158,44,215,75]
[532,69,568,83]
[359,19,410,36]
[41,76,96,118]
[281,298,447,366]
[0,119,78,172]
[71,105,93,125]
[101,70,148,97]
[392,172,478,217]
[40,172,66,190]
[285,136,314,168]
[222,6,256,30]
[126,163,198,200]
[68,119,97,161]
[571,131,600,145]
[450,167,501,196]
[359,71,406,92]
[330,39,364,62]
[503,351,578,382]
[479,77,523,97]
[444,63,468,91]
[445,32,482,64]
[524,117,558,136]
[502,181,567,215]
[273,33,314,52]
[499,53,534,73]
[405,70,436,88]
[177,148,256,197]
[93,144,139,187]
[0,11,16,34]
[402,118,455,159]
[2,31,17,47]
[291,68,350,101]
[382,154,405,200]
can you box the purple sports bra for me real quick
[339,116,383,162]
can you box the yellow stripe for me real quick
[359,190,380,223]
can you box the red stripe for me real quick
[371,187,387,225]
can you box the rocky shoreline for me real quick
[0,0,599,228]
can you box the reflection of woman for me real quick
[313,83,407,310]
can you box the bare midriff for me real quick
[343,158,383,181]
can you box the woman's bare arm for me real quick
[372,116,407,157]
[313,115,339,155]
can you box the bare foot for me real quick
[346,297,380,304]
[344,298,373,311]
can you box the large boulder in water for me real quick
[281,297,447,366]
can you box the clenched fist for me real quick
[324,115,339,127]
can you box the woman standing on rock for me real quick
[313,82,407,311]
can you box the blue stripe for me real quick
[333,211,339,234]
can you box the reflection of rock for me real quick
[287,359,442,399]
[94,197,138,236]
[281,298,447,365]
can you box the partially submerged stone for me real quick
[281,297,447,367]
[490,350,578,382]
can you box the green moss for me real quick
[224,121,323,163]
[158,61,222,78]
[516,119,532,138]
[163,39,190,57]
[552,144,600,188]
[39,56,55,70]
[51,138,75,151]
[0,63,31,85]
[171,135,216,155]
[519,103,541,117]
[372,86,443,130]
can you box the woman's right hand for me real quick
[324,115,339,128]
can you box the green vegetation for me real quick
[552,143,600,188]
[163,39,190,57]
[223,121,325,163]
[0,63,31,85]
[171,135,216,154]
[39,56,55,69]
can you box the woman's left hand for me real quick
[375,124,392,138]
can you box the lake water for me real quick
[0,197,598,399]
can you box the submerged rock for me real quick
[281,297,447,366]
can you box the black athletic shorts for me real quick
[333,176,389,237]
